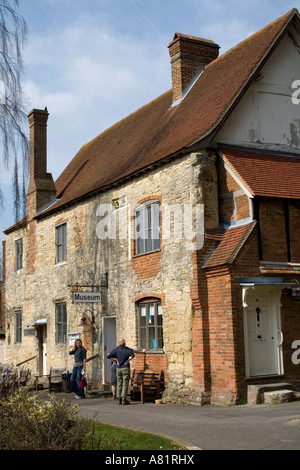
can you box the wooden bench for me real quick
[129,369,164,404]
[35,367,64,392]
[17,368,30,387]
[0,371,18,397]
[48,367,64,393]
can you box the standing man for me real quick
[107,338,135,405]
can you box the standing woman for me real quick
[69,339,86,399]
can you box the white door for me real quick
[245,289,281,377]
[37,325,47,376]
[103,317,116,383]
[42,326,47,374]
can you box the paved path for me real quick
[70,396,300,450]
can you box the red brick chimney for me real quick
[27,108,56,220]
[168,33,220,103]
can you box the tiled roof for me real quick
[4,216,27,235]
[220,148,300,199]
[203,222,256,269]
[33,8,300,217]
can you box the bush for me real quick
[0,388,88,450]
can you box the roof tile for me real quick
[203,222,256,269]
[221,148,300,199]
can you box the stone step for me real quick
[86,389,112,398]
[264,389,295,405]
[247,382,294,405]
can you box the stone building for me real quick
[3,9,300,404]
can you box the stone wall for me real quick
[5,151,212,394]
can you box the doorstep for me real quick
[247,382,300,404]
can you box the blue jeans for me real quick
[70,366,85,397]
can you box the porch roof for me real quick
[202,221,256,269]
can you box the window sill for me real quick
[55,261,67,267]
[245,374,284,381]
[132,249,161,259]
[145,349,164,354]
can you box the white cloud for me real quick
[22,14,171,179]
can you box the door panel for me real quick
[103,317,116,383]
[246,291,277,377]
[37,325,47,376]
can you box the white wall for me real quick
[216,25,300,153]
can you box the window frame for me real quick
[15,310,22,344]
[55,223,67,264]
[134,200,160,256]
[137,299,163,351]
[55,302,67,344]
[15,238,23,271]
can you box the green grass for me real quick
[82,420,186,450]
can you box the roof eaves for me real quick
[35,144,189,220]
[4,216,27,235]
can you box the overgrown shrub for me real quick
[0,388,88,450]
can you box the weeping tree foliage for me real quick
[0,0,28,222]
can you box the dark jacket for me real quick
[107,346,135,368]
[69,347,87,364]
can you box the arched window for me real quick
[137,299,163,351]
[135,201,160,255]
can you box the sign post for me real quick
[73,292,102,303]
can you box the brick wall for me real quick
[259,197,300,263]
[132,350,168,383]
[287,200,300,263]
[260,197,287,262]
[217,161,251,225]
[168,34,219,102]
[27,109,56,220]
[200,207,300,405]
[231,226,300,400]
[190,240,213,396]
[205,267,239,405]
